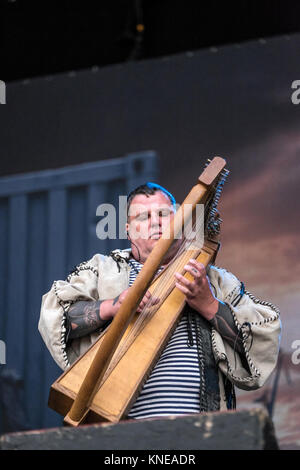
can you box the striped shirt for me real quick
[127,257,201,419]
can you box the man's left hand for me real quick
[174,259,219,321]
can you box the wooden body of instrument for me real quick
[48,157,228,425]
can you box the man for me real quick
[38,182,281,417]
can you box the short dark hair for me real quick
[127,182,176,216]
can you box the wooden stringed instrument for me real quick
[48,156,229,426]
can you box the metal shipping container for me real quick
[0,151,158,432]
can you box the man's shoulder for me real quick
[109,248,131,262]
[208,264,241,293]
[66,249,131,288]
[83,248,131,266]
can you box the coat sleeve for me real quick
[208,266,282,391]
[38,255,101,370]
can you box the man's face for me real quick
[126,191,175,260]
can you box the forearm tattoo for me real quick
[209,302,244,355]
[67,300,107,340]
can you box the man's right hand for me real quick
[100,289,160,321]
[67,290,160,339]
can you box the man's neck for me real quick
[130,239,183,267]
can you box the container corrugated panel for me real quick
[0,151,158,432]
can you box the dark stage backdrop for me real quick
[1,33,300,448]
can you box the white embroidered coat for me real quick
[38,249,281,411]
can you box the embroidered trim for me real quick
[243,290,280,325]
[109,249,130,260]
[210,265,241,304]
[59,303,71,368]
[109,249,131,273]
[211,290,280,383]
[53,261,100,367]
[225,302,260,380]
[53,281,73,368]
[231,281,245,307]
[67,261,99,282]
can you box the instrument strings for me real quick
[132,189,214,329]
[100,202,210,384]
[103,173,227,380]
